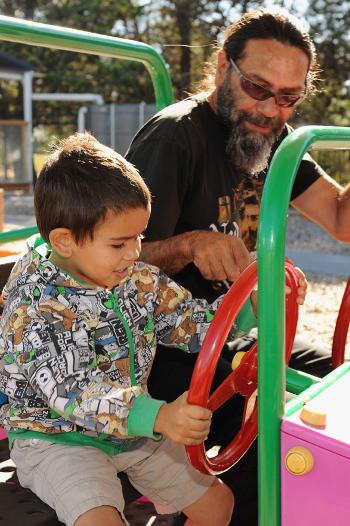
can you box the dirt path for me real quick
[297,272,348,354]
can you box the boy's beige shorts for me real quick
[11,436,215,526]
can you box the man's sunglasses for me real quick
[229,57,306,108]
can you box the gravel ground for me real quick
[286,209,349,352]
[296,272,348,351]
[286,208,350,256]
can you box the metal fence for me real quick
[0,120,30,191]
[82,103,156,155]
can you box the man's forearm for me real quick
[336,182,350,242]
[141,232,196,275]
[293,177,350,243]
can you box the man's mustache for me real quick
[237,111,283,133]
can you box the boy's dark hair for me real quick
[223,8,319,91]
[35,133,151,243]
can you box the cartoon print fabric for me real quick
[0,235,234,447]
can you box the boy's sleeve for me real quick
[127,393,164,438]
[235,296,257,334]
[153,269,257,352]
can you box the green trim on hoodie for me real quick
[8,428,144,456]
[111,291,138,386]
[127,393,164,438]
[236,297,257,333]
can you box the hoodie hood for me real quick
[3,234,104,300]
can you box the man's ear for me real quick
[49,228,75,258]
[215,49,230,86]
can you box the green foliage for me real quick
[0,0,153,129]
[312,150,350,186]
[293,0,350,127]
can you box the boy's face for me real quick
[63,206,150,289]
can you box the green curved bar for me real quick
[257,125,350,526]
[0,15,174,110]
[0,226,38,244]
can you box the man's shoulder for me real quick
[158,94,208,119]
[132,94,212,143]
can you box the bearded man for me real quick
[126,8,350,525]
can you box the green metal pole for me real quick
[0,226,38,244]
[285,361,350,418]
[285,366,320,395]
[257,125,350,526]
[0,15,174,110]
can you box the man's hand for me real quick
[245,267,306,317]
[154,391,212,445]
[286,267,308,305]
[250,290,258,317]
[189,231,251,283]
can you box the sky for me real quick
[264,0,308,12]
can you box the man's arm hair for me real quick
[141,230,251,283]
[141,232,195,276]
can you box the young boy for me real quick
[0,133,242,526]
[0,133,305,526]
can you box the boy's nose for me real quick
[125,240,141,261]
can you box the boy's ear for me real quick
[216,49,230,85]
[49,228,75,258]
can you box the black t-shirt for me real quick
[126,95,324,302]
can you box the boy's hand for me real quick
[250,266,307,314]
[250,290,258,317]
[286,267,308,305]
[154,391,212,445]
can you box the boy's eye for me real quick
[111,234,144,250]
[112,243,125,250]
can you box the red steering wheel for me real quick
[332,277,350,369]
[186,258,299,475]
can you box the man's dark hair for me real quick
[35,132,151,243]
[194,7,319,94]
[223,8,319,91]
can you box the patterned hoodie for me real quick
[0,235,255,455]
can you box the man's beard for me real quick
[216,75,285,175]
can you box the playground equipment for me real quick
[0,13,350,526]
[0,51,35,191]
[282,362,350,526]
[332,277,350,368]
[256,125,350,526]
[187,258,299,475]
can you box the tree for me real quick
[145,0,262,98]
[294,0,350,126]
[0,0,153,130]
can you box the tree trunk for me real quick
[175,3,192,95]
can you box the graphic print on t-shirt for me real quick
[233,176,264,252]
[213,175,264,253]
